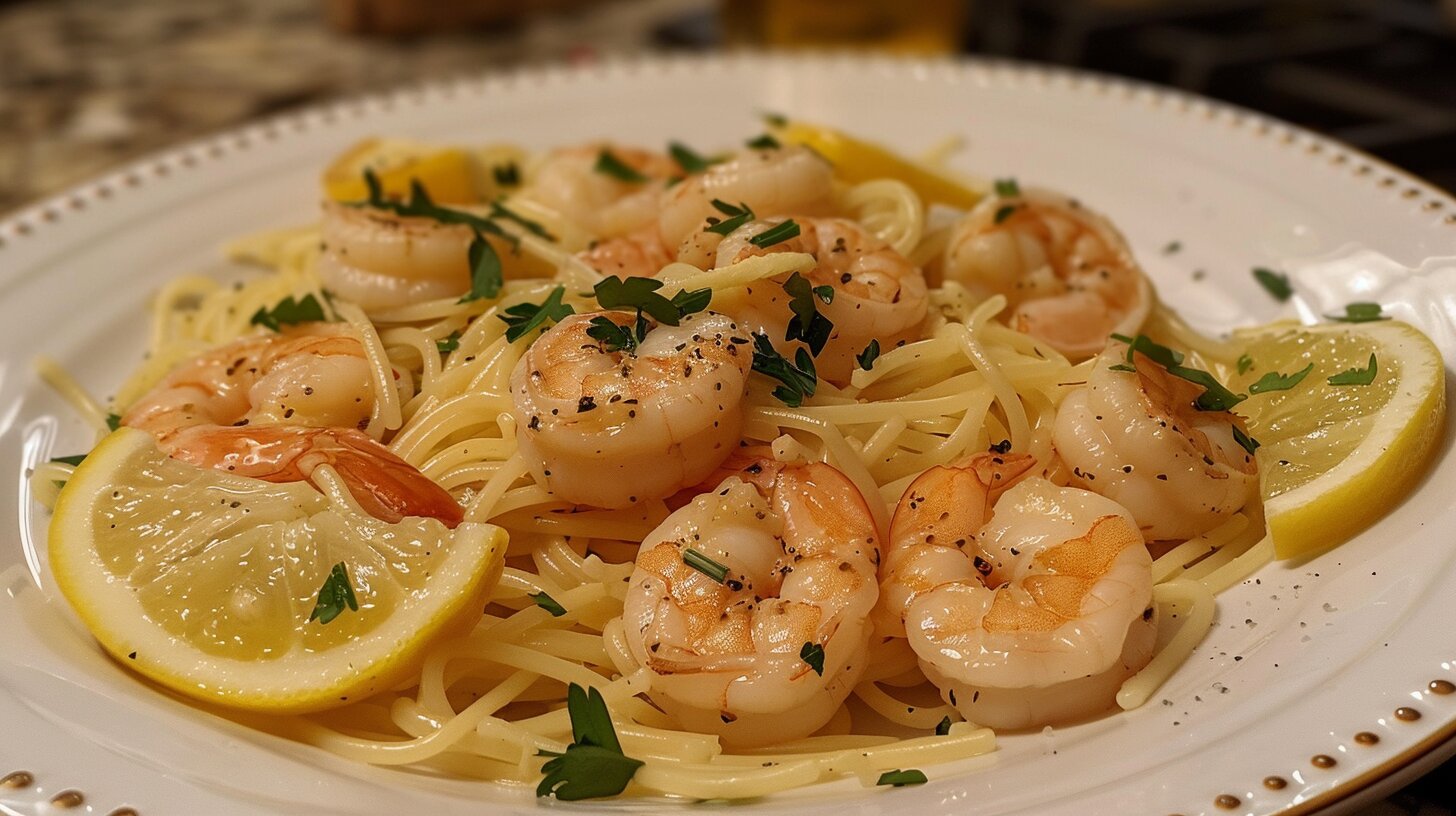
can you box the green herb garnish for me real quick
[799,642,825,676]
[250,294,328,332]
[683,548,730,584]
[51,454,87,466]
[436,331,462,354]
[749,219,801,249]
[106,413,122,431]
[751,333,818,407]
[1253,268,1293,302]
[489,201,555,242]
[529,591,567,618]
[586,315,643,354]
[1237,353,1254,375]
[668,142,716,175]
[1232,425,1260,456]
[1327,303,1388,323]
[493,162,520,187]
[935,716,953,736]
[704,199,755,236]
[994,204,1017,224]
[536,684,644,801]
[308,562,358,625]
[356,172,514,245]
[593,149,649,183]
[499,286,575,342]
[1111,333,1247,411]
[993,178,1021,198]
[762,111,789,127]
[1248,363,1313,394]
[1327,353,1378,386]
[746,133,781,150]
[857,339,881,371]
[877,769,927,787]
[459,235,504,303]
[1163,240,1182,255]
[783,271,835,356]
[594,276,683,325]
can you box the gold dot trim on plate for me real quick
[1264,776,1288,790]
[0,770,140,815]
[1431,680,1455,695]
[1214,793,1241,809]
[49,790,85,808]
[1396,706,1423,722]
[0,771,33,788]
[1354,731,1380,745]
[1311,754,1337,769]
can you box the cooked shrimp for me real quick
[167,425,462,527]
[318,202,477,310]
[942,187,1152,360]
[657,146,835,248]
[121,324,373,447]
[509,310,753,509]
[1053,342,1259,541]
[887,474,1155,729]
[618,455,881,747]
[577,226,674,278]
[523,144,677,238]
[713,217,929,383]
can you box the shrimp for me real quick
[318,202,477,310]
[577,226,674,278]
[657,146,835,248]
[618,455,881,747]
[886,472,1155,730]
[713,217,929,383]
[167,425,462,527]
[509,310,753,509]
[121,324,374,447]
[523,144,678,238]
[1053,342,1259,541]
[942,187,1152,360]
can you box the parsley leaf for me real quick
[435,331,461,354]
[751,333,818,407]
[1237,353,1254,375]
[529,590,567,618]
[308,562,358,625]
[1112,333,1247,411]
[106,413,122,432]
[354,171,514,245]
[1248,363,1313,394]
[877,769,928,787]
[749,219,801,249]
[1328,353,1378,386]
[594,276,681,325]
[1163,240,1182,255]
[783,271,835,356]
[704,199,755,236]
[536,684,643,801]
[762,111,789,127]
[489,201,555,242]
[670,287,713,316]
[498,286,574,342]
[857,339,881,371]
[586,315,640,354]
[935,716,953,736]
[683,548,729,584]
[799,641,825,676]
[994,204,1018,224]
[668,142,716,175]
[746,133,781,150]
[250,294,327,332]
[1252,268,1293,302]
[458,235,504,303]
[492,162,520,187]
[993,178,1021,198]
[1327,302,1389,323]
[51,454,87,466]
[593,149,649,183]
[1232,425,1260,455]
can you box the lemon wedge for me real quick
[772,120,984,209]
[323,137,479,204]
[48,428,505,713]
[1232,320,1446,559]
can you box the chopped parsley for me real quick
[1232,425,1261,456]
[857,339,881,371]
[1248,363,1313,394]
[1163,240,1182,255]
[762,111,789,128]
[492,162,520,187]
[593,149,649,183]
[1110,333,1247,412]
[799,642,825,676]
[994,204,1018,224]
[1327,302,1389,323]
[749,219,801,249]
[459,235,504,303]
[668,141,716,175]
[529,591,567,618]
[746,133,781,150]
[499,286,575,342]
[682,548,729,584]
[106,413,122,432]
[1252,268,1293,302]
[536,684,643,800]
[876,769,928,787]
[308,562,358,625]
[935,716,953,736]
[993,178,1021,198]
[489,201,555,242]
[50,453,87,466]
[751,333,818,407]
[1237,353,1254,375]
[435,331,462,354]
[593,275,710,327]
[1327,353,1378,386]
[783,271,835,356]
[704,199,755,236]
[585,315,643,354]
[250,293,327,332]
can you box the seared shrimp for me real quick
[1053,342,1259,541]
[524,144,677,238]
[713,217,929,383]
[619,455,881,747]
[943,187,1152,360]
[887,474,1155,729]
[577,226,674,278]
[509,310,752,509]
[122,324,373,447]
[657,146,834,247]
[318,202,477,310]
[167,425,462,527]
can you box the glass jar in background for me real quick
[721,0,970,55]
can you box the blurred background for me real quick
[1,0,1454,810]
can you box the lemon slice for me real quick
[49,428,505,713]
[773,121,984,209]
[323,137,479,204]
[1232,320,1446,558]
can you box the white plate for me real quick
[3,53,1456,816]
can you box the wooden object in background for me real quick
[324,0,592,35]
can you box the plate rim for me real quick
[2,50,1455,816]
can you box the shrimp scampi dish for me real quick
[34,119,1442,803]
